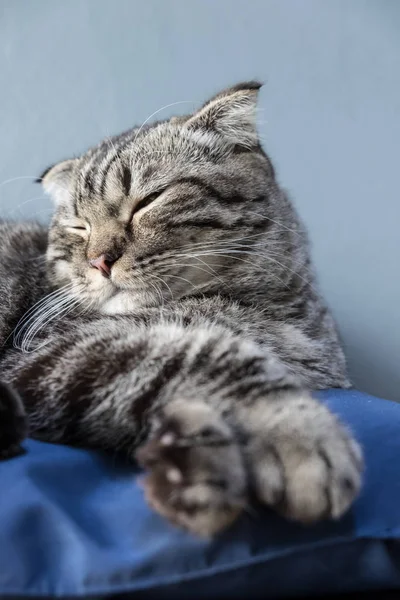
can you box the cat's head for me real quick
[40,82,292,315]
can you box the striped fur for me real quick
[0,83,362,536]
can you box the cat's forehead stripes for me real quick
[73,123,223,219]
[74,146,132,218]
[75,118,173,203]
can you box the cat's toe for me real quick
[242,392,363,523]
[140,467,244,537]
[281,429,362,523]
[136,401,247,536]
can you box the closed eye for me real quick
[62,220,90,235]
[131,188,166,219]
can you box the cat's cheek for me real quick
[53,259,73,284]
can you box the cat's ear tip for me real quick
[231,80,264,93]
[35,164,55,184]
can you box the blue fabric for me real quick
[1,389,400,598]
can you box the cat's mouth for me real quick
[83,267,159,314]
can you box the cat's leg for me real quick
[1,321,362,535]
[0,321,252,462]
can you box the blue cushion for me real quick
[1,389,400,598]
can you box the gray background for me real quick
[0,0,399,400]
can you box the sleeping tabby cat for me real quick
[0,82,362,536]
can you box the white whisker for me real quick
[138,272,164,306]
[169,250,291,289]
[4,195,48,218]
[247,211,302,237]
[12,284,75,335]
[20,296,82,353]
[174,231,288,253]
[147,273,174,302]
[132,101,196,146]
[161,272,201,293]
[19,294,77,346]
[10,289,73,346]
[130,100,196,173]
[106,137,124,180]
[11,282,85,352]
[158,260,229,291]
[0,174,72,199]
[0,175,41,189]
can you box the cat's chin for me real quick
[100,289,159,315]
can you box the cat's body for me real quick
[0,83,362,536]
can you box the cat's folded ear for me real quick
[36,158,78,205]
[186,81,262,148]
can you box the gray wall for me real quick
[0,0,399,400]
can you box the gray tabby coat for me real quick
[0,83,362,536]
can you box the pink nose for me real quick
[89,254,114,278]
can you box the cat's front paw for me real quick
[241,391,363,523]
[136,400,247,537]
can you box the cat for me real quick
[0,82,362,536]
